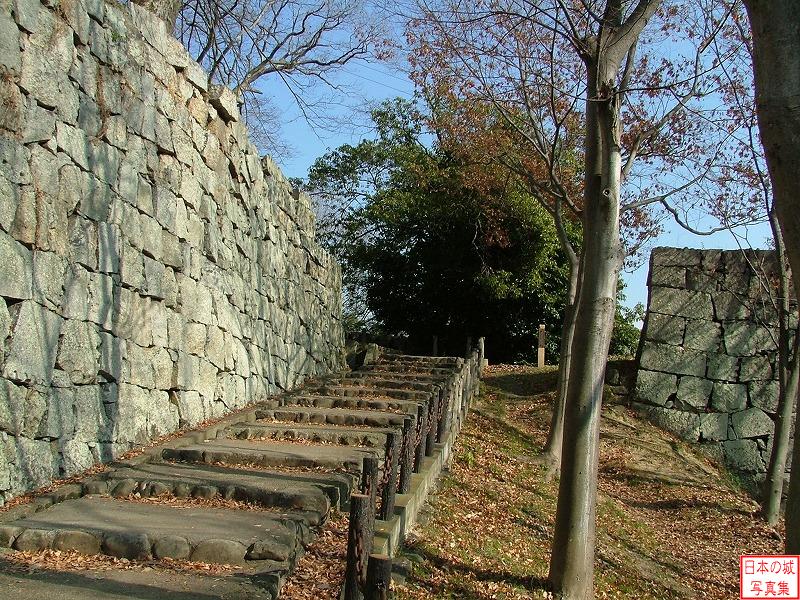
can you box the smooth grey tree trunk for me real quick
[548,61,625,599]
[539,237,579,475]
[763,210,799,526]
[744,0,800,553]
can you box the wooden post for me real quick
[477,337,485,376]
[379,432,400,520]
[361,456,379,512]
[432,335,438,356]
[398,416,414,494]
[344,494,373,600]
[436,389,447,442]
[413,404,427,473]
[538,324,546,368]
[365,554,393,600]
[425,393,438,456]
[465,336,472,357]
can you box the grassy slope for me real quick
[396,365,783,599]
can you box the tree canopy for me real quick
[307,99,581,362]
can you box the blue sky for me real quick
[263,62,772,314]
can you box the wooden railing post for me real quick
[413,404,427,473]
[538,324,545,368]
[365,554,393,600]
[344,494,373,600]
[379,432,400,520]
[398,416,414,494]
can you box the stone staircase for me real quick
[0,348,481,599]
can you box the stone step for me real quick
[325,377,438,391]
[99,462,332,523]
[345,370,454,384]
[255,405,409,427]
[361,362,456,374]
[0,496,302,569]
[375,355,462,367]
[162,439,376,473]
[311,385,430,401]
[276,393,422,414]
[228,421,393,448]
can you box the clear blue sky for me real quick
[263,63,772,314]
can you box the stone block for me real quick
[0,378,44,436]
[700,413,728,442]
[649,265,685,288]
[722,439,765,472]
[87,272,117,331]
[68,215,98,271]
[723,321,777,356]
[711,381,748,413]
[683,320,721,352]
[713,292,749,321]
[676,376,712,410]
[32,251,68,311]
[749,379,779,413]
[632,403,700,441]
[98,223,121,274]
[42,387,77,439]
[60,439,96,476]
[706,352,739,381]
[173,390,204,427]
[643,313,684,346]
[73,385,111,443]
[0,136,31,185]
[14,529,56,552]
[0,230,33,300]
[112,383,150,444]
[739,355,773,381]
[56,320,100,385]
[13,436,57,489]
[61,264,90,321]
[731,408,774,439]
[99,333,125,383]
[651,247,702,267]
[2,302,62,386]
[208,85,239,123]
[103,532,152,560]
[53,530,101,555]
[153,535,191,560]
[639,343,706,377]
[648,287,714,320]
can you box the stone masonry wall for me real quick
[0,0,344,504]
[635,247,793,489]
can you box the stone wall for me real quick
[634,247,793,489]
[0,0,344,504]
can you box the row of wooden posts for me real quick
[342,345,484,600]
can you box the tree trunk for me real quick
[539,233,580,476]
[549,65,624,600]
[744,0,800,552]
[131,0,182,28]
[763,210,798,526]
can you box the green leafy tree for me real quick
[307,99,576,362]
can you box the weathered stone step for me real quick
[360,364,456,376]
[325,377,438,391]
[0,496,300,568]
[99,462,331,522]
[345,370,453,383]
[311,384,430,401]
[255,405,409,427]
[162,439,376,472]
[375,355,462,367]
[228,422,392,448]
[275,393,422,414]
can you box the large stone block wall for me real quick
[0,0,344,504]
[635,247,793,489]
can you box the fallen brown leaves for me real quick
[2,548,239,576]
[280,511,349,599]
[395,365,784,600]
